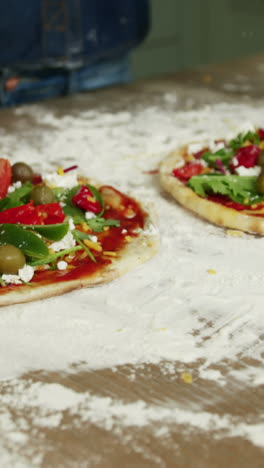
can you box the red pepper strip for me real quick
[0,201,65,225]
[193,148,208,159]
[207,195,248,211]
[230,144,260,172]
[36,202,65,224]
[72,185,101,213]
[0,201,43,224]
[258,128,264,140]
[172,163,204,182]
[0,158,12,199]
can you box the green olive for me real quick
[257,172,264,194]
[257,151,264,167]
[0,244,25,274]
[31,185,54,205]
[12,162,34,183]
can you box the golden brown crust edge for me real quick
[0,209,159,307]
[159,145,264,235]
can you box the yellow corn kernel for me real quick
[181,372,193,384]
[79,251,88,260]
[57,166,65,175]
[186,154,194,162]
[259,141,264,150]
[242,140,251,147]
[244,198,249,204]
[103,226,110,231]
[125,235,132,242]
[103,251,117,257]
[81,222,90,232]
[83,239,102,251]
[48,248,55,254]
[201,167,211,174]
[87,195,96,203]
[207,269,216,275]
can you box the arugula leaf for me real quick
[202,148,234,167]
[29,246,82,266]
[0,182,33,211]
[188,174,264,205]
[72,231,96,262]
[86,217,120,233]
[229,131,260,150]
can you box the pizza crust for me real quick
[159,145,264,235]
[0,185,159,307]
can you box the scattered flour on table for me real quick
[0,96,264,463]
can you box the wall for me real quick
[132,0,264,79]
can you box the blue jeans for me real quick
[0,55,130,107]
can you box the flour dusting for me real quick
[0,91,264,463]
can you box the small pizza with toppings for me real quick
[0,160,158,306]
[159,126,264,234]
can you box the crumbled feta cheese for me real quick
[2,264,35,284]
[49,231,75,252]
[18,264,34,282]
[208,141,225,152]
[232,157,238,166]
[7,181,22,194]
[68,218,75,231]
[235,166,261,176]
[2,274,21,285]
[187,143,203,154]
[43,170,78,189]
[121,229,127,234]
[89,235,98,243]
[57,261,68,270]
[85,211,96,220]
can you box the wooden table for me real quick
[0,54,264,467]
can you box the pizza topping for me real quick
[31,185,55,205]
[12,162,34,183]
[0,159,12,199]
[0,244,26,274]
[57,260,68,270]
[188,174,264,206]
[0,159,146,290]
[172,162,204,182]
[49,230,75,252]
[230,145,260,171]
[72,185,102,214]
[8,181,22,194]
[43,170,78,189]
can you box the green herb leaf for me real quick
[72,230,96,262]
[0,182,33,211]
[20,223,69,241]
[86,217,120,233]
[229,131,260,151]
[29,246,82,266]
[188,174,264,205]
[0,224,49,258]
[202,148,234,168]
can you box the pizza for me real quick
[159,126,264,234]
[0,160,158,306]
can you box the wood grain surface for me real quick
[0,54,264,467]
